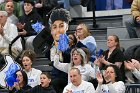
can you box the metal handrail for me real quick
[125,83,140,93]
[9,35,22,56]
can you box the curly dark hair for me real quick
[21,50,36,62]
[104,64,123,82]
[49,8,71,25]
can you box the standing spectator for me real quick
[8,70,31,93]
[63,68,95,93]
[95,65,125,93]
[0,11,22,58]
[125,0,140,38]
[17,0,43,50]
[21,49,42,87]
[5,1,18,24]
[75,23,97,62]
[106,0,123,10]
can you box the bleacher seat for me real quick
[107,26,130,39]
[0,89,9,93]
[33,58,51,66]
[96,38,140,51]
[33,65,53,72]
[32,57,53,72]
[70,5,87,17]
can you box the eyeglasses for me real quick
[76,28,82,31]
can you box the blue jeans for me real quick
[58,0,81,10]
[125,17,138,38]
[106,0,123,10]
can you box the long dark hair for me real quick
[16,70,28,86]
[104,64,122,82]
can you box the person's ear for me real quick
[48,79,51,83]
[66,24,68,31]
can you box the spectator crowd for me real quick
[0,0,140,93]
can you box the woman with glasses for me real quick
[75,23,97,63]
[54,48,96,83]
[96,65,125,93]
[9,70,31,93]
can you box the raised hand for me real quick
[124,61,135,71]
[96,72,103,85]
[16,23,25,30]
[0,24,4,35]
[18,29,27,36]
[14,82,20,90]
[65,89,72,93]
[131,59,140,70]
[103,70,111,83]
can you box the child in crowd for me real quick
[15,72,56,93]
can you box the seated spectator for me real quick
[54,48,96,83]
[21,49,42,87]
[94,35,126,82]
[125,0,140,38]
[17,0,43,50]
[8,70,31,93]
[0,0,23,18]
[125,59,140,82]
[68,34,77,48]
[0,11,22,58]
[96,65,125,93]
[63,67,95,93]
[15,72,56,93]
[62,34,77,64]
[5,1,19,25]
[75,22,97,62]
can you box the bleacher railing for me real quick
[125,83,140,93]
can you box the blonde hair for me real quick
[77,23,91,38]
[70,48,87,67]
[0,11,8,17]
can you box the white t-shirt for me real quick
[25,68,42,87]
[63,80,95,93]
[95,81,125,93]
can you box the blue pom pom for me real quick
[31,21,43,33]
[5,63,20,87]
[6,76,17,87]
[98,49,104,57]
[58,34,69,52]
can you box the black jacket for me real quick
[17,85,56,93]
[18,9,43,36]
[9,85,31,93]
